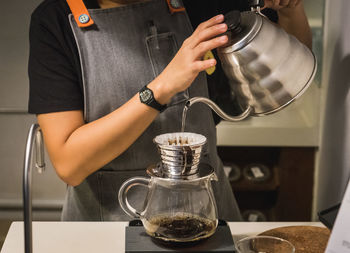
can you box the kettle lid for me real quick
[222,11,262,53]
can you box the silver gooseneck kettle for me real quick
[186,0,317,121]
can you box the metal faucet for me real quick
[23,124,45,253]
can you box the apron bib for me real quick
[62,0,241,221]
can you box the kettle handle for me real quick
[248,0,264,11]
[248,0,266,15]
[118,177,150,218]
[248,0,264,8]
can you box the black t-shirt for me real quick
[28,0,277,120]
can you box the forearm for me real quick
[61,98,156,184]
[277,1,312,49]
[39,78,172,186]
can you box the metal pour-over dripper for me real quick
[152,132,207,178]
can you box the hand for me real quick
[262,0,312,49]
[152,15,228,104]
[263,0,302,10]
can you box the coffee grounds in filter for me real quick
[167,136,189,145]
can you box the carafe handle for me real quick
[118,177,150,218]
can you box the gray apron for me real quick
[62,0,241,221]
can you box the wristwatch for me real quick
[139,85,167,112]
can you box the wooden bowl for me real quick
[259,226,330,253]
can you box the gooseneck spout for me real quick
[186,97,252,122]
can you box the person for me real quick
[28,0,312,221]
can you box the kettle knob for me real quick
[248,0,264,8]
[224,10,242,35]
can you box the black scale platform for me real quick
[125,220,236,253]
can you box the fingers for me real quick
[273,0,281,6]
[263,0,274,8]
[264,0,299,9]
[287,0,299,8]
[188,14,225,48]
[194,14,224,35]
[265,0,281,7]
[194,35,228,58]
[192,58,217,73]
[191,23,228,48]
[279,0,289,6]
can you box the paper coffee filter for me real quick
[154,132,206,147]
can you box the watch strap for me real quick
[139,85,167,112]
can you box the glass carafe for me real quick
[118,133,218,243]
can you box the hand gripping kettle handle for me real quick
[118,177,150,218]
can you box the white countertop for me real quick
[1,221,324,253]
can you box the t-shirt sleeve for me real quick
[28,16,83,114]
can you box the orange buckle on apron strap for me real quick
[66,0,94,28]
[166,0,185,14]
[66,0,184,27]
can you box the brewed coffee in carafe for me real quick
[144,213,217,242]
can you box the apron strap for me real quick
[66,0,95,28]
[66,0,185,26]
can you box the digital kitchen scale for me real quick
[125,220,236,253]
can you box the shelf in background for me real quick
[231,166,280,192]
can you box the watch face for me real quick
[140,89,152,102]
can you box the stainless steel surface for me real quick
[187,11,317,123]
[35,130,45,174]
[218,11,317,116]
[23,124,45,253]
[186,97,253,122]
[153,132,207,177]
[251,6,262,12]
[146,162,216,180]
[223,10,262,52]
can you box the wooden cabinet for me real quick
[218,147,316,221]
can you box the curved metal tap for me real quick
[23,124,45,253]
